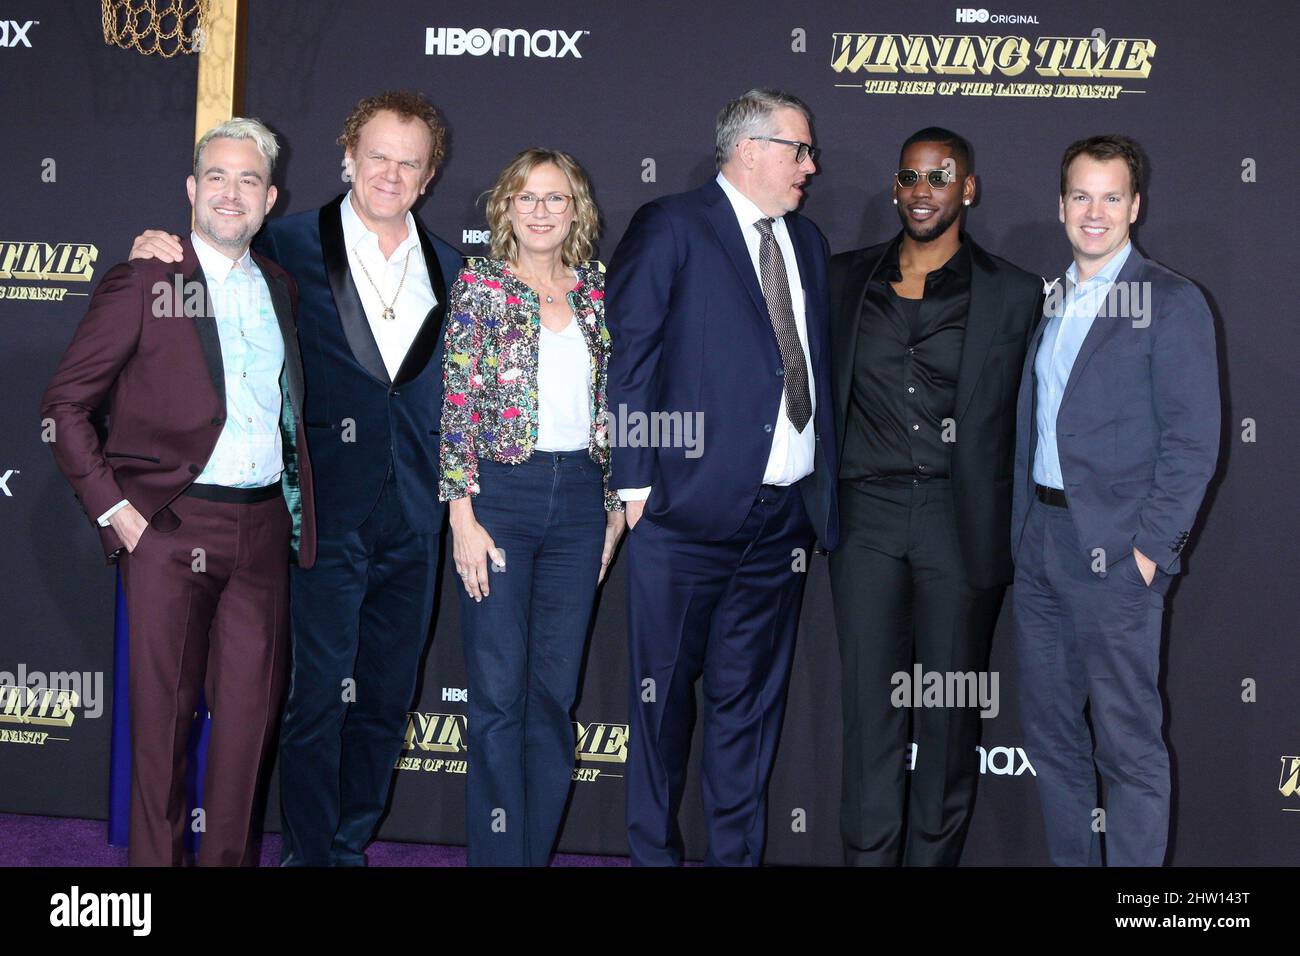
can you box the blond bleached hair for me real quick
[194,117,279,178]
[484,148,599,268]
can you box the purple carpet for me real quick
[0,812,628,867]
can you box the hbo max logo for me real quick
[425,27,586,59]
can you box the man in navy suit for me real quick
[131,91,462,865]
[1011,134,1219,866]
[607,89,838,866]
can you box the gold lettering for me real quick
[0,242,98,281]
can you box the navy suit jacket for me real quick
[606,179,839,550]
[253,194,463,534]
[1011,246,1220,576]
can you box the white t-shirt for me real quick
[535,315,592,452]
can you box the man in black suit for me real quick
[827,128,1042,865]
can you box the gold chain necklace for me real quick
[356,246,413,321]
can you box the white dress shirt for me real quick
[618,172,816,503]
[340,189,437,380]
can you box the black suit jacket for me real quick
[828,234,1042,588]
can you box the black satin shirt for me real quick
[839,240,971,480]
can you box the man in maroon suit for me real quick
[40,118,316,866]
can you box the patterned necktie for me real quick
[753,217,812,432]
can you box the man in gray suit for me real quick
[1011,134,1219,866]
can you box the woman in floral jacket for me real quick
[440,148,624,866]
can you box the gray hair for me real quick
[193,117,280,178]
[714,89,812,170]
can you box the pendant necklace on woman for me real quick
[517,267,563,305]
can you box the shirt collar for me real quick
[341,189,420,259]
[716,172,780,236]
[881,233,971,282]
[1066,240,1132,292]
[190,230,253,285]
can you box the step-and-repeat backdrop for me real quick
[3,0,1298,864]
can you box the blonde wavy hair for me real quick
[485,148,599,268]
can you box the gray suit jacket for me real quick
[1011,246,1220,576]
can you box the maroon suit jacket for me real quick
[40,236,317,567]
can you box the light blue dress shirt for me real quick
[191,231,285,489]
[1032,241,1132,489]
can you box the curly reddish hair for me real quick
[337,90,447,170]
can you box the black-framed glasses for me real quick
[513,192,572,214]
[749,136,820,164]
[896,168,956,189]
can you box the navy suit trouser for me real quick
[625,483,814,866]
[278,471,440,866]
[1013,496,1171,866]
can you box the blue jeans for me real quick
[460,451,606,866]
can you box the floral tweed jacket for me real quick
[439,256,621,512]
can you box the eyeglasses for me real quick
[749,136,820,165]
[896,168,957,189]
[513,192,572,214]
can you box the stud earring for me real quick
[892,198,898,205]
[963,199,971,206]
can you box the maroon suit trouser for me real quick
[118,491,290,866]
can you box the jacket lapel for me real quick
[1059,246,1145,410]
[702,181,769,322]
[953,241,1002,424]
[392,217,450,387]
[568,263,603,356]
[319,195,391,386]
[258,261,305,416]
[788,218,823,366]
[182,249,225,410]
[831,243,889,440]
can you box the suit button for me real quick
[763,424,773,433]
[776,368,784,377]
[211,417,223,426]
[188,464,200,474]
[392,390,401,397]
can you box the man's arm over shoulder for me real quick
[605,200,680,490]
[1134,274,1221,572]
[39,262,147,521]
